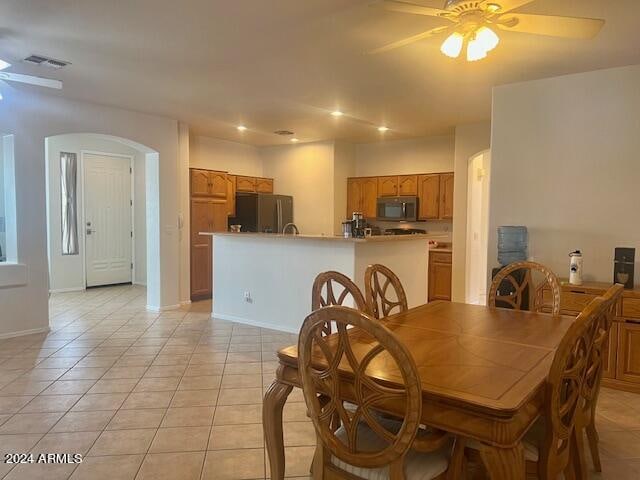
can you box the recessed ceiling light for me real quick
[237,125,247,132]
[0,59,11,71]
[290,138,299,143]
[331,110,344,117]
[378,126,389,132]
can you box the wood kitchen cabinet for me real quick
[190,198,227,300]
[616,322,640,384]
[418,174,440,220]
[347,177,378,219]
[236,175,257,192]
[378,176,398,197]
[428,250,452,302]
[190,169,227,198]
[439,173,455,219]
[226,175,236,217]
[255,177,274,193]
[398,175,418,196]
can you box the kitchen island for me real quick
[202,232,440,333]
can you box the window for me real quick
[0,133,16,264]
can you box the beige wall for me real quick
[451,121,492,302]
[262,141,336,236]
[190,135,263,176]
[354,136,455,177]
[333,141,356,234]
[490,64,640,286]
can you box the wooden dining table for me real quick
[263,300,575,480]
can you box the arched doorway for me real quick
[465,149,491,305]
[45,133,160,308]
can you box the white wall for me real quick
[45,134,147,291]
[490,64,640,286]
[451,121,492,302]
[0,90,182,338]
[190,136,263,176]
[262,141,336,236]
[354,136,455,176]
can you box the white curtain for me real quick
[60,152,78,255]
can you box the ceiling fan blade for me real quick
[489,0,535,14]
[380,0,453,19]
[0,71,63,89]
[368,25,450,54]
[499,13,605,39]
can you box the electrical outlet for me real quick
[244,291,252,303]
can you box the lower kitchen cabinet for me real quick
[190,199,227,300]
[428,250,452,302]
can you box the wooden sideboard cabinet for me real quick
[544,282,640,393]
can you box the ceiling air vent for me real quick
[274,130,294,136]
[23,54,71,69]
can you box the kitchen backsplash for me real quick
[369,219,452,238]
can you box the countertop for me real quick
[200,232,447,243]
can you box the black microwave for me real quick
[376,196,418,222]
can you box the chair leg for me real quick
[586,423,602,472]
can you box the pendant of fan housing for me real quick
[371,0,605,61]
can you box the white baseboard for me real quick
[133,281,147,287]
[0,326,50,340]
[180,300,191,306]
[211,312,298,334]
[49,287,85,294]
[146,303,182,312]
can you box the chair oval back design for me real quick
[298,305,422,469]
[578,283,624,472]
[364,264,408,320]
[488,261,561,316]
[312,271,368,336]
[542,296,605,477]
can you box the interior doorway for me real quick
[83,152,133,287]
[465,150,491,305]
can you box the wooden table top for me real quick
[278,301,575,416]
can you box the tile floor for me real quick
[0,285,638,479]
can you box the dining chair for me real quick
[467,296,605,479]
[312,271,369,335]
[576,283,624,473]
[298,305,464,480]
[364,264,408,320]
[488,261,562,316]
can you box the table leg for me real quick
[263,379,293,480]
[480,442,525,480]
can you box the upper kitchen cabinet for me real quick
[235,175,274,193]
[236,175,257,192]
[226,175,236,217]
[346,177,378,219]
[417,174,440,220]
[378,176,398,197]
[255,177,274,193]
[398,175,418,196]
[190,168,227,198]
[439,173,455,219]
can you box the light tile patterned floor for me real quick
[0,285,638,479]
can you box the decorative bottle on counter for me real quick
[569,250,583,285]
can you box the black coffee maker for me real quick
[351,212,366,239]
[614,247,635,289]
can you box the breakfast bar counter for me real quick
[201,232,435,332]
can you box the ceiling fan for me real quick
[0,58,63,94]
[371,0,605,61]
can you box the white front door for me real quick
[84,153,132,287]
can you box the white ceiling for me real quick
[1,0,639,145]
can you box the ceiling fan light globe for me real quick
[475,26,500,52]
[440,32,464,58]
[0,59,11,71]
[466,38,488,61]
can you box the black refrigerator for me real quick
[230,193,294,233]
